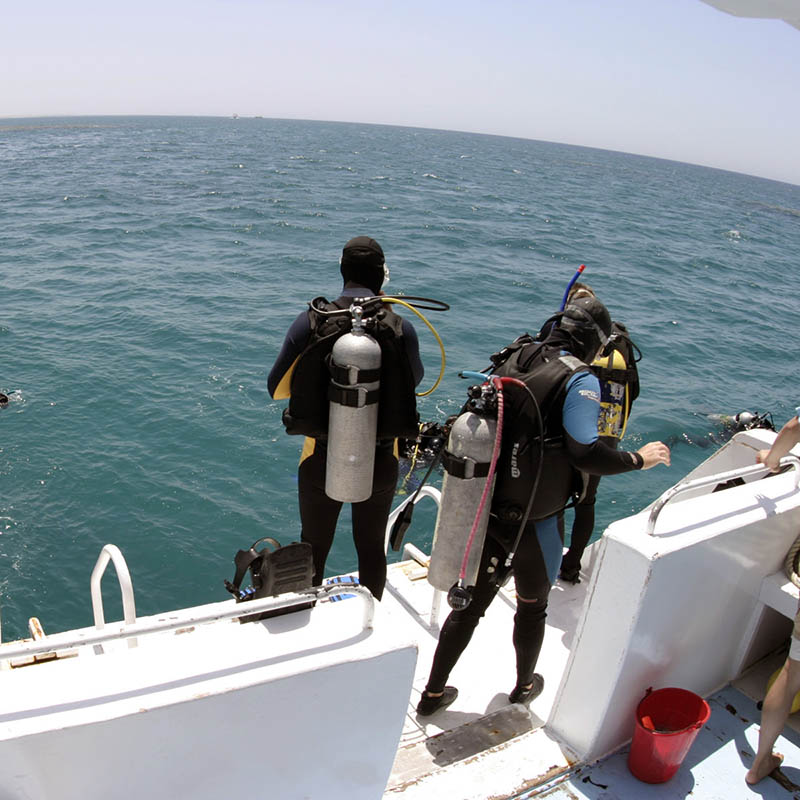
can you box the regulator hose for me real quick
[309,294,449,398]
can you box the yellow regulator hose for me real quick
[382,297,446,397]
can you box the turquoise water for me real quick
[2,116,799,641]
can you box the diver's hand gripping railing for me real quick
[0,576,375,663]
[646,456,800,536]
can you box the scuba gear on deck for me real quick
[224,536,315,621]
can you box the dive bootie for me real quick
[416,686,458,716]
[558,566,581,584]
[509,674,544,706]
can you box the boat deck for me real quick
[378,551,800,799]
[380,550,591,799]
[537,679,800,799]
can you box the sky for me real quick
[2,0,799,185]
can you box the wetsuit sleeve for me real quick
[401,318,425,387]
[562,371,643,475]
[267,311,311,398]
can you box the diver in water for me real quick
[267,237,424,600]
[416,296,670,715]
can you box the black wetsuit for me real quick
[424,332,642,695]
[268,284,423,600]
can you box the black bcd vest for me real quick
[281,297,419,440]
[490,341,590,522]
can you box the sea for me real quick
[1,116,799,643]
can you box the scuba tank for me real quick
[325,303,382,502]
[428,380,499,597]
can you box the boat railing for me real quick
[384,485,442,554]
[646,455,800,535]
[0,545,375,663]
[385,486,446,630]
[91,544,138,650]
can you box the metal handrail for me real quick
[646,455,800,536]
[91,544,137,629]
[384,485,442,553]
[0,583,375,662]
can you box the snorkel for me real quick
[559,264,586,311]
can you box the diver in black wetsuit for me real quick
[267,237,424,600]
[416,296,670,715]
[556,283,641,584]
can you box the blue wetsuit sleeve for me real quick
[267,311,311,397]
[562,372,601,444]
[402,318,425,387]
[563,371,642,475]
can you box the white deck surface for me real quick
[377,550,800,800]
[379,552,592,799]
[531,652,800,799]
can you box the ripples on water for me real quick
[1,116,799,639]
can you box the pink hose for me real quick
[458,376,505,582]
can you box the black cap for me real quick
[342,236,384,266]
[340,236,385,293]
[560,296,612,360]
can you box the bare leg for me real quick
[745,657,800,784]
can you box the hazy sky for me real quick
[3,0,798,185]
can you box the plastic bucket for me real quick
[627,687,711,783]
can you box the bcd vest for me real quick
[490,341,591,522]
[281,297,419,440]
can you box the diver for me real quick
[554,283,641,584]
[267,236,424,600]
[416,295,670,715]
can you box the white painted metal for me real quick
[0,587,412,800]
[646,455,800,534]
[548,429,800,762]
[0,582,375,661]
[90,543,137,629]
[701,0,800,29]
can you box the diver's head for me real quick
[340,236,386,295]
[559,295,613,362]
[566,281,596,304]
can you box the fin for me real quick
[389,504,415,551]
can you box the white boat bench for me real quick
[759,569,799,621]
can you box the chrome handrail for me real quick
[0,583,375,662]
[384,485,442,553]
[646,455,800,536]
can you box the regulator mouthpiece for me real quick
[447,583,473,610]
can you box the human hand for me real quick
[637,441,671,470]
[756,448,782,472]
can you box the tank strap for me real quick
[328,384,380,408]
[441,449,491,479]
[328,362,381,385]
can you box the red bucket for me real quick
[627,687,711,783]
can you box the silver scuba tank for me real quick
[428,401,497,591]
[325,306,382,503]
